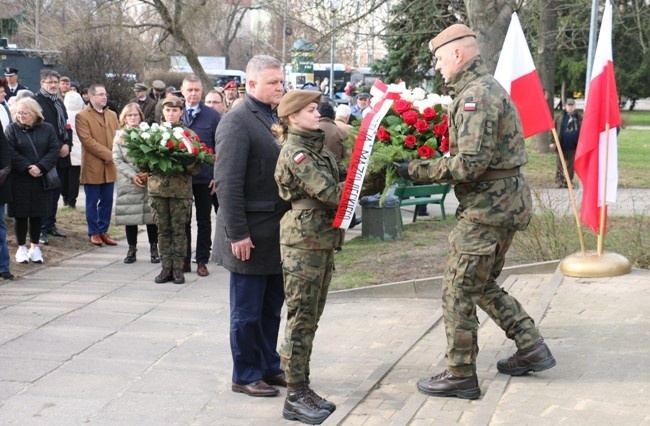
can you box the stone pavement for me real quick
[1,230,649,424]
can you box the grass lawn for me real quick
[621,110,650,127]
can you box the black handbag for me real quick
[22,131,61,191]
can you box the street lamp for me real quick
[329,0,341,98]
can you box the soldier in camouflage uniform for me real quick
[396,24,556,400]
[274,90,345,425]
[149,96,201,285]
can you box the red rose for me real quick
[439,136,450,153]
[422,107,437,122]
[192,146,199,154]
[377,126,391,142]
[166,140,175,149]
[184,130,192,137]
[434,122,449,137]
[442,115,449,123]
[415,119,429,133]
[66,123,72,130]
[402,110,419,126]
[404,134,417,147]
[418,145,436,158]
[394,99,412,114]
[208,148,214,154]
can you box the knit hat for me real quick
[429,24,476,54]
[278,89,322,118]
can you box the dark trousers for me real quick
[125,224,158,246]
[230,272,285,384]
[554,148,576,187]
[84,182,114,235]
[15,217,43,245]
[65,166,81,206]
[41,166,66,232]
[185,183,218,264]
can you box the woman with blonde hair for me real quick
[4,97,59,264]
[113,102,159,264]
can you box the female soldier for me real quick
[273,90,345,425]
[149,96,200,284]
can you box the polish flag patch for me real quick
[293,152,307,163]
[464,102,477,111]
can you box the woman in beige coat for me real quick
[113,103,159,263]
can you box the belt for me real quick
[476,167,520,182]
[291,199,331,210]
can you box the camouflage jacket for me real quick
[147,124,201,199]
[408,56,532,230]
[275,128,345,249]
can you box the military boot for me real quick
[124,245,137,264]
[417,370,481,400]
[497,340,556,376]
[305,385,336,413]
[150,244,160,263]
[282,382,331,425]
[173,268,185,285]
[154,267,173,284]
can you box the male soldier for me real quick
[150,80,167,123]
[396,24,556,400]
[4,67,27,101]
[222,80,239,112]
[550,98,581,188]
[131,82,157,125]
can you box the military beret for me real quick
[429,24,476,54]
[162,95,184,109]
[152,80,166,91]
[278,89,322,118]
[3,67,18,76]
[133,83,149,92]
[224,81,238,90]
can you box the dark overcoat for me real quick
[4,121,60,217]
[213,95,290,275]
[0,122,13,204]
[33,91,72,168]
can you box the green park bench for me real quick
[393,180,452,224]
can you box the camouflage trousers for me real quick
[279,246,334,385]
[443,219,542,377]
[149,196,192,269]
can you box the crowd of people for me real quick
[0,22,560,424]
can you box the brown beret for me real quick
[429,24,476,54]
[224,81,238,90]
[162,95,184,109]
[278,89,322,118]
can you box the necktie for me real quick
[187,109,195,121]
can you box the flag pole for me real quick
[597,128,611,256]
[551,129,587,254]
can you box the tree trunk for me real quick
[464,0,516,73]
[531,0,558,153]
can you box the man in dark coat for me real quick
[131,83,157,125]
[550,98,582,188]
[0,122,14,279]
[3,67,28,101]
[33,69,72,245]
[180,75,220,277]
[213,55,290,398]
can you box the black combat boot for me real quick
[154,267,173,284]
[497,340,556,376]
[124,245,137,264]
[417,370,481,400]
[173,268,185,284]
[305,385,336,413]
[150,244,160,263]
[283,382,331,425]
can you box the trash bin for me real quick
[360,194,402,240]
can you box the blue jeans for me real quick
[0,204,9,273]
[84,183,114,235]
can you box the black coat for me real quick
[33,92,72,168]
[0,122,13,204]
[4,121,60,218]
[213,95,290,275]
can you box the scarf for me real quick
[40,88,68,141]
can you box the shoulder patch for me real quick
[293,152,307,163]
[464,102,476,111]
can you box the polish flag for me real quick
[494,12,554,138]
[574,0,620,234]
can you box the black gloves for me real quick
[393,161,410,180]
[176,154,196,167]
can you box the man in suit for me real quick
[213,55,289,397]
[3,67,27,101]
[180,74,220,277]
[75,84,119,246]
[33,69,72,245]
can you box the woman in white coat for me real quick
[63,91,84,209]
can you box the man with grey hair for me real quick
[214,55,289,399]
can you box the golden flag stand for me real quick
[558,123,631,278]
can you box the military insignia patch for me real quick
[464,102,477,111]
[293,152,307,163]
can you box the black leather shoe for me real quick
[417,370,481,400]
[232,380,279,397]
[39,232,49,245]
[263,373,287,387]
[1,271,14,280]
[497,340,556,376]
[48,227,67,237]
[349,215,362,229]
